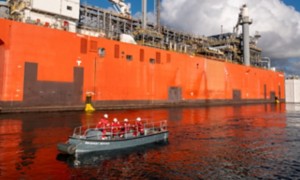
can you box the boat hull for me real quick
[58,131,169,155]
[0,18,285,112]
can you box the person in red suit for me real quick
[96,114,110,140]
[133,117,144,136]
[111,118,120,138]
[120,118,131,138]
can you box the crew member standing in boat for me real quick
[111,118,120,138]
[134,117,144,136]
[96,114,110,140]
[120,118,130,138]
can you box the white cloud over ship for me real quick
[160,0,300,74]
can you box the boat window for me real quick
[126,55,133,61]
[114,44,120,59]
[156,52,161,64]
[67,6,72,11]
[149,58,155,64]
[80,38,88,54]
[90,40,98,52]
[167,53,171,63]
[140,49,144,62]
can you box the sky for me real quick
[86,0,300,76]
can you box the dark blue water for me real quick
[0,103,300,179]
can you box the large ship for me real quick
[0,0,285,113]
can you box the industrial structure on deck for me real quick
[0,0,285,112]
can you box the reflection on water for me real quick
[1,103,300,179]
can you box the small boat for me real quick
[57,120,168,155]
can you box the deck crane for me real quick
[108,0,131,17]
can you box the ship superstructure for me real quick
[0,0,285,112]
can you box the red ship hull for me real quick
[0,19,285,112]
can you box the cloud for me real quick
[160,0,300,60]
[133,11,156,25]
[272,58,300,76]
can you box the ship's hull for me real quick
[0,18,285,112]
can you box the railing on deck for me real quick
[72,120,168,140]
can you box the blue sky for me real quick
[282,0,300,11]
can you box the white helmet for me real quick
[113,118,118,122]
[104,114,108,118]
[136,117,141,121]
[124,118,128,122]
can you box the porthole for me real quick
[149,58,155,64]
[126,55,133,61]
[98,48,105,57]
